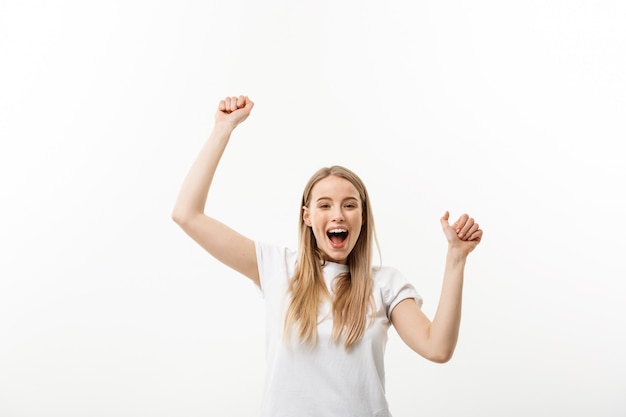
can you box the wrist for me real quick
[213,120,237,134]
[446,246,469,264]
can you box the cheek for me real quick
[309,226,327,246]
[353,212,365,228]
[309,211,326,226]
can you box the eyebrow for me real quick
[315,196,359,202]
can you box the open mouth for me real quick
[327,228,348,248]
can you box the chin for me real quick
[323,251,348,264]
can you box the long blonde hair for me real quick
[284,166,379,350]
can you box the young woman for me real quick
[172,95,483,417]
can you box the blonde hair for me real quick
[284,166,379,350]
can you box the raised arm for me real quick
[172,95,260,286]
[391,212,482,363]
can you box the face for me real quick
[302,175,364,264]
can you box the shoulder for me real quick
[371,265,407,286]
[371,265,415,295]
[255,241,297,290]
[372,265,423,314]
[255,241,297,267]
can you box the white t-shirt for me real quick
[256,241,422,417]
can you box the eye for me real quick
[319,203,330,209]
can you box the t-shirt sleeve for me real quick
[380,266,423,320]
[255,240,297,295]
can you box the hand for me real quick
[215,95,254,129]
[440,211,482,256]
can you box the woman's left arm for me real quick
[391,211,482,363]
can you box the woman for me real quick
[172,95,483,417]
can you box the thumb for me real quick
[243,96,254,110]
[440,211,450,228]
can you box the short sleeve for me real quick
[377,266,423,320]
[255,241,297,295]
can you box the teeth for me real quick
[328,229,347,234]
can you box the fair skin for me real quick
[172,95,483,364]
[302,175,364,264]
[391,211,481,363]
[172,95,259,287]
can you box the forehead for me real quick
[310,175,360,200]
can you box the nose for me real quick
[332,207,345,222]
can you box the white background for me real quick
[1,1,625,416]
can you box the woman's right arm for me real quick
[171,95,260,286]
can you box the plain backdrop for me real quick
[1,1,625,416]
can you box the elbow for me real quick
[424,348,455,364]
[172,207,206,233]
[430,353,453,364]
[171,207,191,227]
[171,209,183,225]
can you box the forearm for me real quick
[393,212,481,363]
[172,123,234,222]
[428,249,467,360]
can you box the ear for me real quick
[302,206,312,227]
